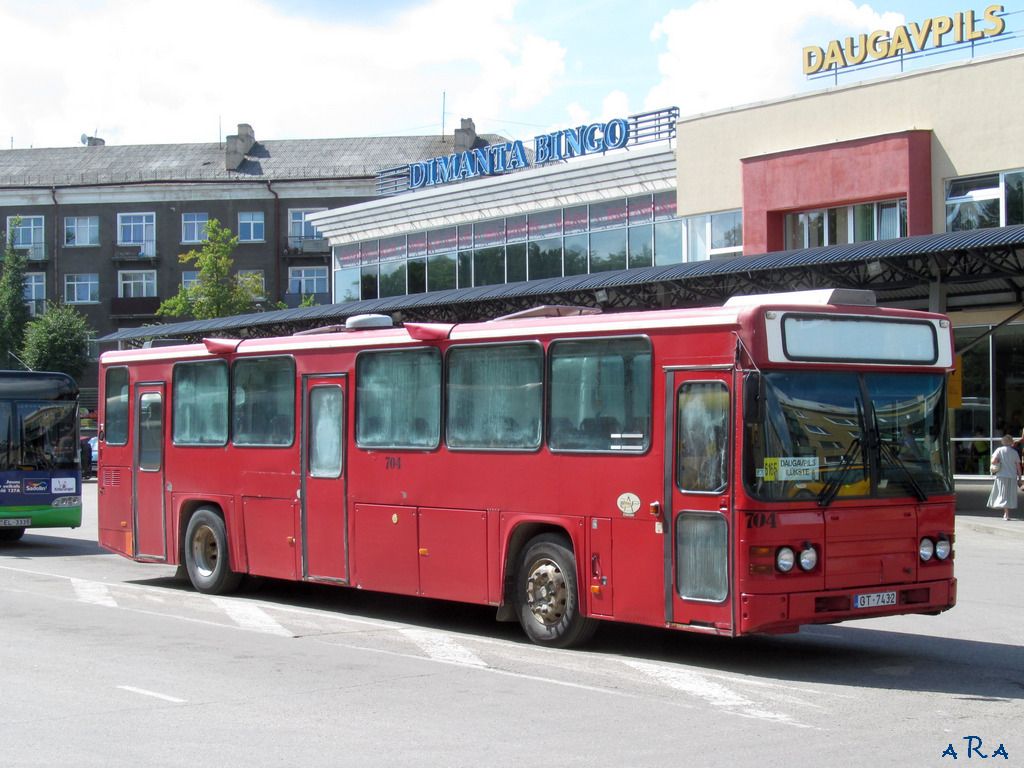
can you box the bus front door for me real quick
[301,376,349,583]
[665,369,734,634]
[133,385,167,561]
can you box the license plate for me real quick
[853,590,897,609]
[0,518,30,528]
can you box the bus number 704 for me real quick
[97,289,956,647]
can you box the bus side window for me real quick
[676,381,729,493]
[446,343,542,450]
[356,348,441,449]
[172,360,228,446]
[232,356,295,447]
[548,337,651,453]
[105,367,130,446]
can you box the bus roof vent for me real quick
[345,314,393,331]
[724,288,876,308]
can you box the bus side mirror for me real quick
[743,372,764,425]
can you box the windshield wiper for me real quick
[873,407,928,502]
[817,436,862,508]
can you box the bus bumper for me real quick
[740,577,957,635]
[1,506,82,529]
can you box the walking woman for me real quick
[987,433,1021,521]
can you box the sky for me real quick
[1,0,1020,149]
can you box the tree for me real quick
[21,301,91,380]
[158,218,269,320]
[0,218,32,370]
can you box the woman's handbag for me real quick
[990,454,1001,475]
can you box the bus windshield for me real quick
[0,401,79,472]
[745,371,952,501]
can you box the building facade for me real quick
[307,49,1024,480]
[0,121,499,397]
[10,46,1022,483]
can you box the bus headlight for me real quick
[798,544,818,572]
[51,496,81,508]
[776,546,795,573]
[919,537,934,562]
[935,535,952,561]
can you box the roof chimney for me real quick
[454,118,477,153]
[225,123,255,171]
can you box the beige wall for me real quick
[676,50,1024,229]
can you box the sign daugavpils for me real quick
[803,4,1006,74]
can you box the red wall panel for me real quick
[741,130,932,254]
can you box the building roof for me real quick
[309,145,678,245]
[0,134,504,188]
[98,224,1024,344]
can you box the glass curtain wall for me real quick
[951,323,1024,476]
[333,192,704,303]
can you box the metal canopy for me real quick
[100,224,1024,345]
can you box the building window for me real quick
[289,266,327,295]
[24,272,45,315]
[784,200,906,250]
[238,212,265,242]
[119,270,157,298]
[239,269,266,299]
[65,274,100,304]
[945,173,1014,231]
[288,209,325,249]
[182,271,199,288]
[117,212,156,257]
[7,216,44,260]
[64,216,99,247]
[182,213,209,244]
[684,210,743,261]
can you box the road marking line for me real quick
[71,578,117,607]
[211,597,294,637]
[400,628,488,667]
[118,686,186,703]
[622,660,811,728]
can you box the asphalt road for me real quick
[0,482,1021,767]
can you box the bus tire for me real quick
[184,508,242,595]
[515,533,598,648]
[0,527,25,543]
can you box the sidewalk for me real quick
[955,478,1024,539]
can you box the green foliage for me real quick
[157,218,267,320]
[21,301,91,380]
[0,219,32,370]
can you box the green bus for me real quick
[0,371,82,542]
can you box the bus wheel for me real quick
[515,534,598,648]
[184,508,242,595]
[0,527,25,543]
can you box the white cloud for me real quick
[644,0,904,117]
[0,0,565,148]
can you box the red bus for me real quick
[97,288,956,647]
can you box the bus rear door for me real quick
[301,376,349,583]
[665,368,734,634]
[134,385,167,561]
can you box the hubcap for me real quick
[192,524,218,578]
[525,558,568,626]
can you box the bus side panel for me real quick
[419,507,488,603]
[241,496,299,580]
[605,517,664,624]
[352,503,419,596]
[97,462,134,556]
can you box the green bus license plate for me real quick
[1,518,30,527]
[854,590,897,609]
